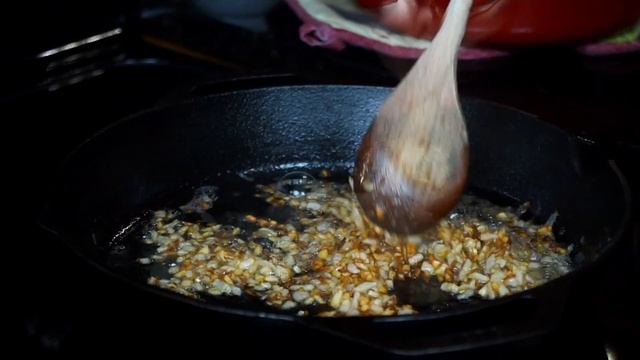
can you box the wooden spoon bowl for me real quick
[353,0,472,234]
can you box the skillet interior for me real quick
[43,85,629,321]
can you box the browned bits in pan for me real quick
[140,181,571,316]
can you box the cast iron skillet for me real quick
[40,85,630,355]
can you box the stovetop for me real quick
[8,2,639,358]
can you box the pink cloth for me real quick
[578,40,640,56]
[287,0,505,59]
[287,0,639,59]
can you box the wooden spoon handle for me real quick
[409,0,472,93]
[430,0,473,57]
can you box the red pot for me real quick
[358,0,640,47]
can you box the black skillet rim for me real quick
[39,84,633,324]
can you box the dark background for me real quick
[6,1,639,358]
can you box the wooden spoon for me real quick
[354,0,472,234]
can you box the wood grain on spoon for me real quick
[354,0,472,234]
